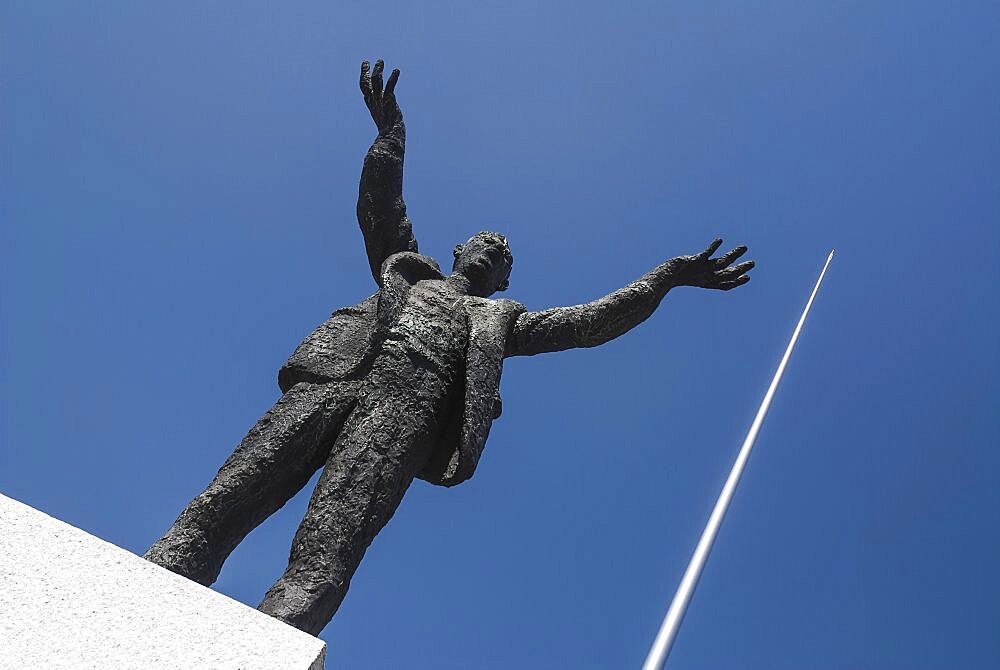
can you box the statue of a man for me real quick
[145,60,754,635]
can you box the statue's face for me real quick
[452,231,513,297]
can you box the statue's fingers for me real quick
[696,238,723,261]
[718,274,751,290]
[715,245,748,269]
[385,68,400,99]
[726,260,755,276]
[372,60,385,101]
[360,61,372,98]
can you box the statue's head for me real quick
[452,231,513,297]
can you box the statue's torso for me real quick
[376,279,469,386]
[278,252,525,487]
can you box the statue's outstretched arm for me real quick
[506,239,753,357]
[357,60,418,283]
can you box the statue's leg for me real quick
[258,357,449,634]
[144,381,358,586]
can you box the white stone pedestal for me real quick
[0,493,326,669]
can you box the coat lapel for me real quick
[418,297,526,487]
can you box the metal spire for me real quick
[642,250,835,670]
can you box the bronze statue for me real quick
[145,60,754,635]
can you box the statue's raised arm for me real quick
[506,239,753,357]
[357,60,418,283]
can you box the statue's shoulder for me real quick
[464,296,527,328]
[375,251,444,332]
[379,251,443,285]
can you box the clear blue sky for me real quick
[3,2,998,668]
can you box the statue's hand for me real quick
[360,59,402,134]
[672,239,754,290]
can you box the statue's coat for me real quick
[278,251,526,487]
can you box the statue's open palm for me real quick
[674,239,754,290]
